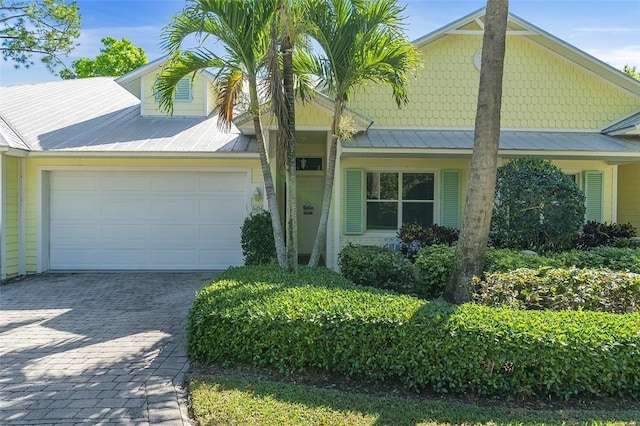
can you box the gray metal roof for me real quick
[0,115,30,150]
[0,77,256,153]
[347,130,640,153]
[603,112,640,135]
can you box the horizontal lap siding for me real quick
[617,163,640,231]
[4,156,20,278]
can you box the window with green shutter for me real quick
[583,171,604,222]
[174,78,193,102]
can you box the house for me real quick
[1,8,639,280]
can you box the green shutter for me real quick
[344,169,364,235]
[583,171,603,222]
[174,78,192,101]
[440,170,461,229]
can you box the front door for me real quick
[296,175,324,256]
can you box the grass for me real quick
[189,372,639,426]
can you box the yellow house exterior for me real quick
[1,8,639,279]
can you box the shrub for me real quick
[240,209,276,265]
[550,247,640,273]
[491,158,585,252]
[484,248,562,272]
[338,244,418,295]
[474,267,640,313]
[187,266,640,399]
[575,221,638,249]
[397,222,459,260]
[414,245,455,298]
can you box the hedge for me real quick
[186,266,640,399]
[474,267,640,313]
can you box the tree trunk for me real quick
[445,0,509,304]
[308,99,343,267]
[249,80,288,268]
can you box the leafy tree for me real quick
[60,36,148,79]
[154,0,289,268]
[300,0,419,267]
[622,64,640,80]
[0,0,80,72]
[445,0,509,304]
[489,157,585,252]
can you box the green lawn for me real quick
[189,373,639,426]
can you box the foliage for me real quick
[59,36,147,79]
[190,374,640,425]
[338,244,418,295]
[0,0,80,72]
[186,266,640,399]
[551,246,640,272]
[156,0,289,267]
[622,64,640,80]
[240,210,276,265]
[301,0,420,267]
[575,221,637,249]
[490,158,585,252]
[474,267,640,313]
[397,222,459,260]
[414,245,456,298]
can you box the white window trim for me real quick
[364,170,439,232]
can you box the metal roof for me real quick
[0,77,256,154]
[603,111,640,136]
[0,115,30,150]
[346,130,640,154]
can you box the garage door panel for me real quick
[101,174,150,191]
[199,173,246,192]
[101,198,149,221]
[49,170,247,270]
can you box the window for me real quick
[366,172,434,230]
[173,78,192,102]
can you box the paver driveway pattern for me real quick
[0,272,215,425]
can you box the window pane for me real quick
[367,173,397,200]
[367,202,398,230]
[402,202,433,226]
[403,173,434,200]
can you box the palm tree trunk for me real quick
[249,80,288,268]
[308,99,343,267]
[445,0,509,304]
[282,33,299,272]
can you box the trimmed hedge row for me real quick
[474,268,640,313]
[186,266,640,399]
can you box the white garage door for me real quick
[49,170,248,270]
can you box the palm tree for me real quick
[444,0,509,304]
[154,0,288,268]
[299,0,419,267]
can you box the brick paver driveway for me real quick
[0,272,214,425]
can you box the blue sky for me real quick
[1,0,639,86]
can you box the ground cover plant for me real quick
[186,266,640,400]
[189,372,640,426]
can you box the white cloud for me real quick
[585,45,640,69]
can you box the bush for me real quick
[338,244,418,295]
[414,245,455,298]
[397,222,459,260]
[491,158,585,252]
[575,221,637,249]
[484,248,563,272]
[474,267,640,313]
[240,209,276,265]
[550,247,640,273]
[187,266,640,399]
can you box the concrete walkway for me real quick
[0,272,214,425]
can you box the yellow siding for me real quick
[24,157,261,273]
[4,156,20,278]
[141,72,208,117]
[617,163,640,230]
[349,34,640,129]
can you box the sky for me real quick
[1,0,639,86]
